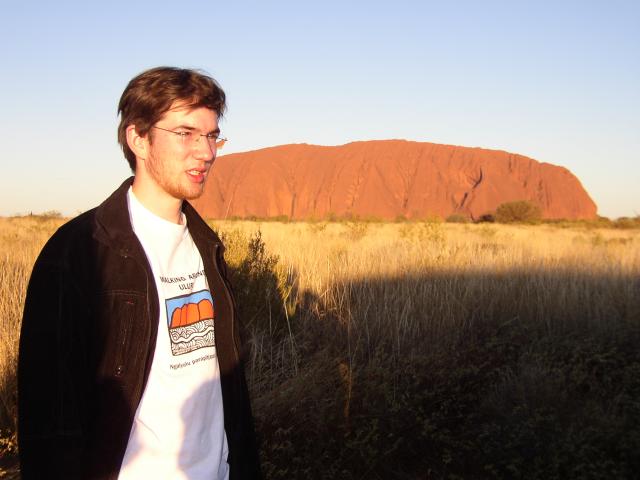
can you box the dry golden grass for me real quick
[1,216,639,477]
[0,216,67,461]
[213,220,639,340]
[218,220,638,340]
[213,220,640,276]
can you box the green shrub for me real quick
[495,200,542,224]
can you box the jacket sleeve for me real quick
[214,248,241,350]
[18,249,88,479]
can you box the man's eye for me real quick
[206,133,220,140]
[177,131,192,138]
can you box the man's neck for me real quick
[131,176,184,224]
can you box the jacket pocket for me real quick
[92,291,145,381]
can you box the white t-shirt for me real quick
[118,189,229,480]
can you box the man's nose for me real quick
[193,136,216,160]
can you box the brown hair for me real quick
[117,67,226,171]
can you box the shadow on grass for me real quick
[242,267,640,480]
[4,262,638,479]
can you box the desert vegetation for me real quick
[1,215,639,478]
[494,200,542,223]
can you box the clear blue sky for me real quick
[1,0,638,218]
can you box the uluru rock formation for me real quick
[191,140,597,220]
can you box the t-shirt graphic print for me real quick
[166,289,215,356]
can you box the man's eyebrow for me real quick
[175,125,220,134]
[173,125,197,131]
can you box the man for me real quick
[18,67,261,479]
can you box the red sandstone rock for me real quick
[191,140,597,220]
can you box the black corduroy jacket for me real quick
[18,178,261,479]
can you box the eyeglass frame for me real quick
[151,125,228,149]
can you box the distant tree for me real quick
[495,200,542,224]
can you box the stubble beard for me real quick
[146,153,207,201]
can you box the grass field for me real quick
[1,216,639,478]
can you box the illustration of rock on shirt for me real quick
[165,289,215,356]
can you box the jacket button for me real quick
[115,365,124,376]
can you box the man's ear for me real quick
[126,125,149,162]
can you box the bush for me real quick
[495,200,542,224]
[220,230,284,333]
[613,216,640,229]
[476,213,496,223]
[446,214,469,223]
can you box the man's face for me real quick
[141,102,219,201]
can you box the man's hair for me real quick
[117,66,226,172]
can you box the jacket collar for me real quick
[93,177,222,253]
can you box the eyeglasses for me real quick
[151,126,227,149]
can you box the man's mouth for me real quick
[186,169,207,182]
